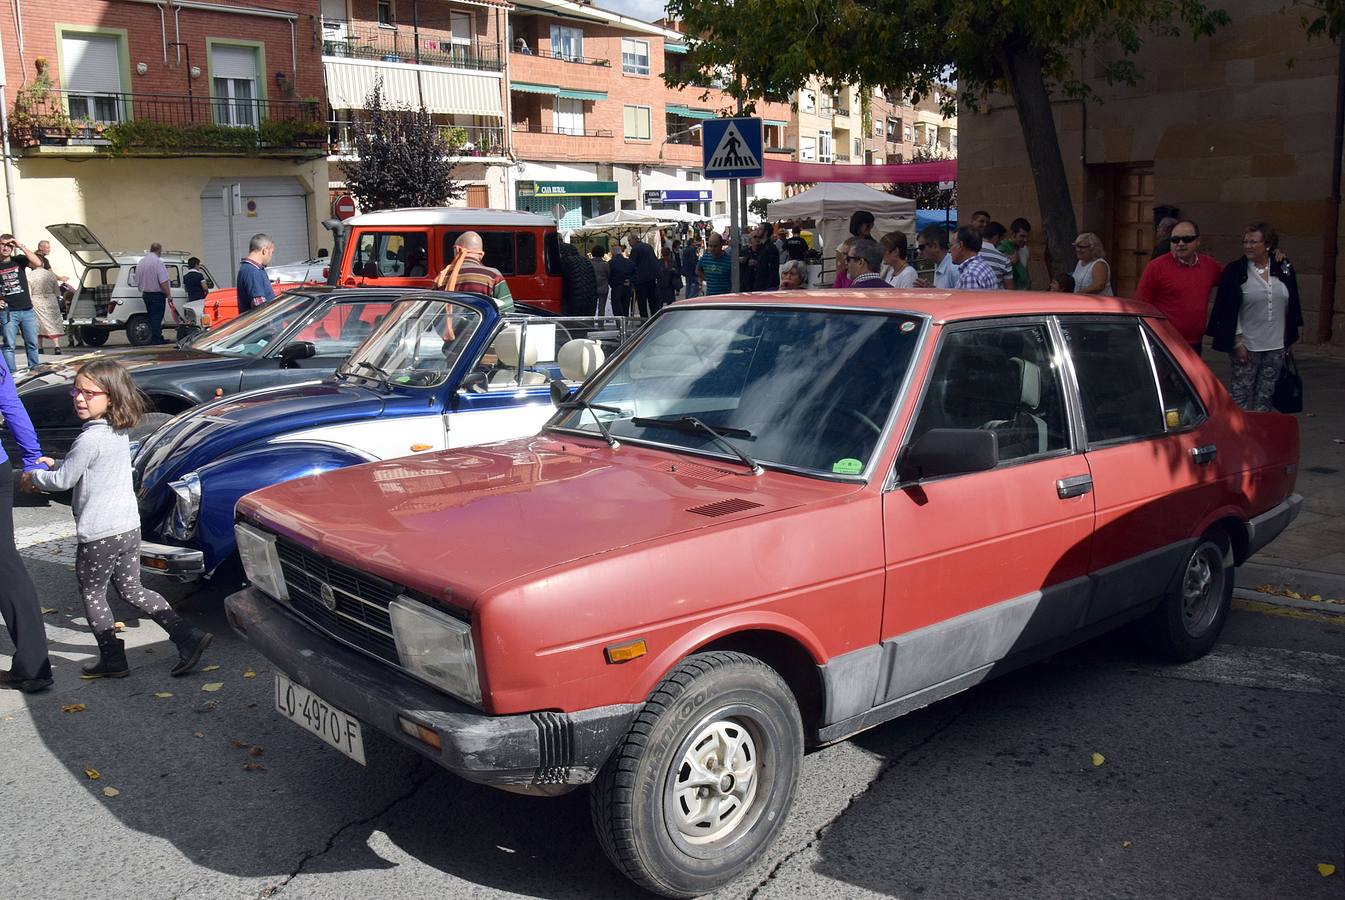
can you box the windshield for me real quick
[338,298,483,387]
[551,307,924,476]
[187,293,311,356]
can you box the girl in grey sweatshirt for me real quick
[25,359,212,678]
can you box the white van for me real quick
[46,224,218,347]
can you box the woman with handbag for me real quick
[1206,221,1303,412]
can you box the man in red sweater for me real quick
[1135,220,1221,355]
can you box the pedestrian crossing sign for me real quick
[702,117,764,180]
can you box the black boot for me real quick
[160,615,213,677]
[81,631,130,679]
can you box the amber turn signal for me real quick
[410,443,433,452]
[397,716,442,751]
[604,639,648,664]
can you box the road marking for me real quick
[1135,644,1345,696]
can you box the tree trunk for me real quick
[997,42,1078,283]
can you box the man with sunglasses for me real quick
[1135,219,1221,355]
[842,238,893,289]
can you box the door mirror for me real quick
[461,371,488,394]
[898,428,998,482]
[550,379,574,407]
[279,341,316,369]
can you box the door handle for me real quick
[1191,444,1218,464]
[1056,474,1093,499]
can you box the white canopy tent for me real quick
[768,183,916,284]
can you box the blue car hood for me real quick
[136,379,386,495]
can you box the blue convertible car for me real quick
[133,291,634,579]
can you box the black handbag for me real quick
[1272,351,1303,414]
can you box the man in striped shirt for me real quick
[434,231,514,312]
[950,226,1000,291]
[977,221,1015,289]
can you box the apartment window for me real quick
[801,90,816,113]
[61,33,124,123]
[623,105,651,140]
[714,201,727,215]
[800,136,816,161]
[551,25,583,60]
[621,38,649,75]
[211,45,260,127]
[904,124,913,142]
[555,98,585,135]
[450,11,473,45]
[378,0,394,26]
[853,138,861,157]
[818,130,832,163]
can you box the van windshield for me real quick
[188,294,310,356]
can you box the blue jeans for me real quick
[0,308,39,370]
[143,292,167,344]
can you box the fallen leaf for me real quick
[83,766,100,781]
[101,787,120,798]
[192,731,205,738]
[248,746,264,757]
[40,607,57,615]
[1318,863,1336,877]
[201,682,224,693]
[1309,594,1323,602]
[1121,840,1132,849]
[60,703,86,714]
[229,739,251,750]
[1285,590,1303,600]
[243,667,257,679]
[242,761,267,772]
[1254,584,1275,593]
[113,621,125,631]
[154,692,173,699]
[201,664,221,672]
[1091,753,1106,767]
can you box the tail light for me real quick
[322,266,329,280]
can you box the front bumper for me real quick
[140,540,205,580]
[224,587,638,794]
[1245,493,1304,558]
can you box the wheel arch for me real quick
[1196,508,1249,565]
[143,392,196,415]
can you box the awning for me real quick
[325,59,503,116]
[511,81,558,95]
[665,43,688,54]
[557,88,607,101]
[765,119,788,127]
[751,158,958,185]
[666,104,716,120]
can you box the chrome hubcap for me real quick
[671,718,760,845]
[1182,547,1221,635]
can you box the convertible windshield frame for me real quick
[544,303,932,483]
[186,292,317,357]
[337,295,485,390]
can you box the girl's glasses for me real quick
[69,387,107,399]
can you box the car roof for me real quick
[675,289,1163,322]
[110,250,195,264]
[343,208,556,228]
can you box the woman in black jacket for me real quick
[1206,221,1302,411]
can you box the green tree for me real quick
[887,146,957,210]
[748,197,771,222]
[665,0,1228,272]
[344,80,462,212]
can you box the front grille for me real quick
[276,538,402,666]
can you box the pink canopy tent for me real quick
[749,158,957,185]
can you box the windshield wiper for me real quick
[558,399,624,449]
[348,360,390,387]
[630,415,762,475]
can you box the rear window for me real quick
[443,231,536,276]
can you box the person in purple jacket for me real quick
[0,355,52,692]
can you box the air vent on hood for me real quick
[656,461,734,481]
[686,498,763,517]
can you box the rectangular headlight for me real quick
[235,522,288,603]
[389,596,481,706]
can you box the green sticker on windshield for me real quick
[832,458,863,475]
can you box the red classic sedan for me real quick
[225,290,1301,898]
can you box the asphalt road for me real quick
[1,497,1343,900]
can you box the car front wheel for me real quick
[591,651,802,898]
[1146,531,1234,662]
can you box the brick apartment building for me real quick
[958,0,1343,345]
[320,0,512,210]
[0,0,328,284]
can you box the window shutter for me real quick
[61,35,123,93]
[212,46,258,81]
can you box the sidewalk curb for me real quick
[1233,588,1345,617]
[1236,560,1345,604]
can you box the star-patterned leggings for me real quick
[76,529,171,634]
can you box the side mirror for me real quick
[461,371,488,394]
[550,379,574,407]
[279,341,316,369]
[898,428,998,483]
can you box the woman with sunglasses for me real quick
[23,359,212,679]
[1206,221,1303,411]
[1070,233,1113,296]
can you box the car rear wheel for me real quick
[78,326,109,347]
[591,651,802,898]
[126,315,152,347]
[1146,531,1233,662]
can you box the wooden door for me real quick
[1109,165,1154,298]
[466,184,489,208]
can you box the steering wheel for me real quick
[840,408,883,438]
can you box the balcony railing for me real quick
[510,45,611,67]
[320,18,502,72]
[512,124,612,138]
[330,120,505,157]
[666,131,702,146]
[9,89,324,154]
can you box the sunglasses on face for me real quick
[1170,235,1198,244]
[846,255,864,262]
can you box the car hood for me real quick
[18,345,226,387]
[136,380,386,493]
[237,438,859,609]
